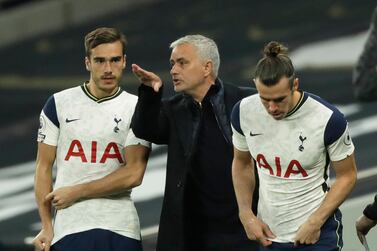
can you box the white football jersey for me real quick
[37,84,150,244]
[231,91,354,243]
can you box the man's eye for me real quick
[95,59,105,63]
[275,98,285,103]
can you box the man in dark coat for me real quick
[131,35,259,251]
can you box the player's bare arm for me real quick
[294,153,357,245]
[232,148,275,246]
[131,63,162,92]
[46,144,150,210]
[33,143,56,251]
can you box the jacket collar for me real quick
[184,78,231,143]
[209,79,232,144]
[182,79,222,104]
[171,78,231,158]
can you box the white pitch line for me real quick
[349,115,377,138]
[341,192,376,210]
[0,191,36,221]
[0,153,167,223]
[336,103,362,117]
[0,174,35,198]
[141,224,159,237]
[0,161,34,178]
[357,165,377,180]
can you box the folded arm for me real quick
[47,144,150,209]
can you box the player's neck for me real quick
[86,82,119,99]
[291,90,303,109]
[293,90,302,104]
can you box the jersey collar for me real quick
[285,90,307,118]
[81,82,122,103]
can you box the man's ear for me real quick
[85,57,90,71]
[293,78,299,90]
[123,54,127,69]
[204,60,213,77]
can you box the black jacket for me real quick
[131,79,258,251]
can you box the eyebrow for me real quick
[259,95,287,102]
[93,56,122,61]
[170,57,187,63]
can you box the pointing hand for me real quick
[132,64,162,92]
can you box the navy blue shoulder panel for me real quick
[308,93,347,146]
[324,111,347,146]
[231,100,244,136]
[42,95,60,128]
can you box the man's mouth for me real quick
[172,78,181,85]
[102,76,115,80]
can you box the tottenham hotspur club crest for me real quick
[113,117,122,133]
[298,132,307,152]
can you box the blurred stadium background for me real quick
[0,0,377,250]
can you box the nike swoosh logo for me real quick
[65,118,80,123]
[250,131,262,136]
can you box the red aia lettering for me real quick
[100,142,123,163]
[285,159,307,178]
[65,140,123,163]
[256,154,307,178]
[256,154,273,175]
[64,139,87,162]
[91,141,97,163]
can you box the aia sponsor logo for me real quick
[65,139,123,163]
[256,153,308,178]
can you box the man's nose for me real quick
[268,101,278,112]
[170,65,177,75]
[104,61,112,73]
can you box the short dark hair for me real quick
[84,27,127,57]
[254,41,295,87]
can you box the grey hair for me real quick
[170,35,220,77]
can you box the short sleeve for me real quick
[37,95,60,146]
[231,101,249,151]
[125,128,151,148]
[327,124,355,161]
[232,126,249,151]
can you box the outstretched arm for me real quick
[132,63,162,92]
[33,143,56,251]
[46,144,150,209]
[131,64,169,144]
[295,153,357,245]
[232,148,275,246]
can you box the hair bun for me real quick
[263,41,288,57]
